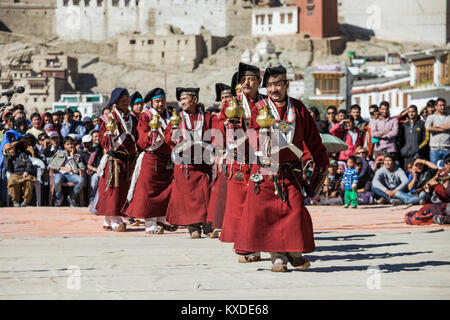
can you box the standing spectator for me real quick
[309,106,328,133]
[341,156,359,208]
[26,113,43,139]
[48,136,85,207]
[399,105,429,167]
[425,98,450,165]
[371,101,399,160]
[367,105,380,158]
[3,142,37,207]
[60,108,86,141]
[73,110,82,122]
[337,109,347,122]
[82,117,94,135]
[350,104,369,134]
[425,99,436,119]
[325,106,338,132]
[330,115,364,161]
[371,153,420,205]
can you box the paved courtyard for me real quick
[0,205,449,299]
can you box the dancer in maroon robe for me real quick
[217,64,266,263]
[124,88,177,234]
[233,66,329,272]
[96,88,138,232]
[164,87,215,238]
[206,83,234,238]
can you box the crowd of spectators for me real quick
[0,98,449,209]
[308,98,450,207]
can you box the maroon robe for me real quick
[124,109,173,219]
[164,108,214,226]
[218,94,265,243]
[96,108,137,216]
[233,97,329,253]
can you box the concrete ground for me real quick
[0,205,449,300]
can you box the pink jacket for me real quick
[330,123,364,161]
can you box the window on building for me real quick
[185,39,188,45]
[403,93,408,107]
[84,0,90,6]
[112,0,119,7]
[268,14,273,25]
[130,39,136,45]
[280,13,285,24]
[148,39,154,45]
[125,0,130,6]
[441,54,450,85]
[287,13,293,24]
[414,59,434,86]
[314,78,340,95]
[97,0,103,6]
[261,15,265,25]
[63,0,69,6]
[161,52,165,58]
[355,97,360,105]
[136,0,139,5]
[34,97,37,103]
[307,0,314,16]
[177,40,180,46]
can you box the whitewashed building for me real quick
[56,0,253,42]
[53,93,108,117]
[252,6,298,36]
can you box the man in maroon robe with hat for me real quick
[233,65,329,272]
[96,88,138,232]
[217,63,266,263]
[206,83,234,238]
[124,88,178,234]
[164,87,215,238]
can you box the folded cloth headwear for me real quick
[237,62,261,81]
[215,83,232,102]
[176,87,200,101]
[262,65,287,88]
[130,91,143,107]
[144,88,166,103]
[109,88,129,107]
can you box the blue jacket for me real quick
[342,168,359,190]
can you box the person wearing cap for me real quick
[124,88,177,234]
[42,131,62,161]
[216,64,267,262]
[95,88,137,232]
[82,117,94,135]
[204,83,234,238]
[164,87,215,239]
[60,108,86,141]
[92,114,101,131]
[233,65,329,272]
[48,136,86,207]
[129,91,144,124]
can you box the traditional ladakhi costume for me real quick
[233,66,329,271]
[124,88,177,234]
[95,88,138,231]
[164,87,215,238]
[218,64,266,263]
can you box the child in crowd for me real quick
[341,156,359,208]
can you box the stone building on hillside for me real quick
[55,0,255,42]
[0,51,77,113]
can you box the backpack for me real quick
[404,204,433,225]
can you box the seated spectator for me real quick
[82,117,94,135]
[61,109,86,141]
[48,136,85,207]
[355,146,374,168]
[26,112,43,139]
[407,158,438,204]
[42,131,62,161]
[355,156,374,204]
[373,155,385,172]
[316,160,343,206]
[330,115,364,161]
[52,112,62,132]
[14,118,29,135]
[36,133,50,153]
[92,115,101,131]
[3,142,37,207]
[426,154,450,203]
[341,156,359,208]
[371,153,420,205]
[78,135,93,166]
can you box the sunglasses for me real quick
[327,112,336,115]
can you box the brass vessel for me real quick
[149,113,162,130]
[170,109,182,128]
[256,106,275,129]
[224,97,245,121]
[105,117,118,132]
